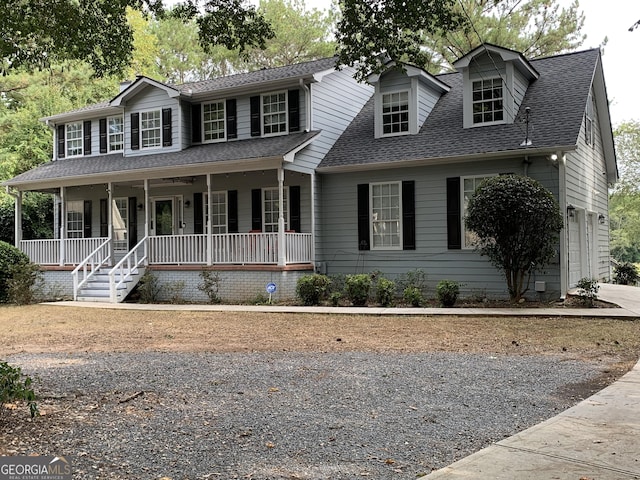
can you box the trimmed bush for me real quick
[375,277,396,307]
[403,286,423,307]
[296,274,331,306]
[7,262,42,305]
[0,241,30,303]
[345,274,371,306]
[436,279,460,307]
[576,277,599,307]
[614,262,639,285]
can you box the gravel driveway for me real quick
[6,351,600,479]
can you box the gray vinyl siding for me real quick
[417,82,442,129]
[379,70,411,93]
[124,85,181,156]
[318,158,562,299]
[181,100,192,148]
[565,86,611,281]
[292,67,373,173]
[513,68,529,113]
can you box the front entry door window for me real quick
[155,199,174,235]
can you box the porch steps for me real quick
[76,267,145,303]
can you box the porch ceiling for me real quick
[4,131,320,191]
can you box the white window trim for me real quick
[461,174,497,249]
[262,91,288,137]
[204,191,228,234]
[140,109,162,150]
[66,200,84,238]
[471,77,505,126]
[380,89,411,138]
[202,100,227,143]
[108,115,124,153]
[370,181,403,251]
[262,186,289,232]
[66,122,83,158]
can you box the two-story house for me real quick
[3,44,617,303]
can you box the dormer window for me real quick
[203,101,226,142]
[382,91,409,135]
[472,78,504,124]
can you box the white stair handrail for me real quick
[72,238,111,300]
[109,236,148,302]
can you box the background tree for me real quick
[237,0,336,70]
[609,121,640,263]
[424,0,586,72]
[335,0,465,81]
[465,175,564,301]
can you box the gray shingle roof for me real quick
[318,49,600,170]
[4,131,319,187]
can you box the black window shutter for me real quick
[131,113,140,150]
[251,188,262,231]
[83,120,92,155]
[289,185,301,232]
[357,184,370,250]
[288,89,300,132]
[162,108,172,146]
[57,125,66,159]
[99,198,108,237]
[128,197,138,250]
[402,180,415,250]
[226,99,237,139]
[83,200,92,238]
[193,192,204,234]
[250,96,261,137]
[191,104,202,143]
[99,118,107,153]
[446,177,462,250]
[228,190,238,233]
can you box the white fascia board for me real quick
[110,76,183,107]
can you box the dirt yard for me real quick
[1,304,638,373]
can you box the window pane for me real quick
[66,123,83,157]
[203,101,225,141]
[108,117,123,152]
[382,91,409,135]
[66,200,84,238]
[371,182,401,249]
[471,79,504,124]
[141,111,161,148]
[263,93,287,135]
[263,188,288,232]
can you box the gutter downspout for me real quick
[300,79,311,132]
[558,152,568,299]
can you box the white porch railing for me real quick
[21,233,313,266]
[20,238,109,265]
[109,236,148,302]
[71,238,111,300]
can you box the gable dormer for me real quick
[368,64,450,139]
[453,44,539,129]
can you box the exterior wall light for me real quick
[567,204,576,218]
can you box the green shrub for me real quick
[0,241,30,303]
[296,274,331,306]
[397,269,428,296]
[0,361,38,418]
[403,286,423,307]
[329,292,343,307]
[345,274,371,306]
[136,270,160,303]
[436,279,460,307]
[198,270,222,304]
[614,262,639,286]
[576,277,599,307]
[7,262,42,305]
[375,277,396,307]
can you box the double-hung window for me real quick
[262,92,287,135]
[141,110,161,148]
[204,191,228,234]
[203,101,226,142]
[472,78,504,124]
[66,122,83,157]
[462,175,495,248]
[371,182,401,249]
[263,187,288,232]
[112,198,128,251]
[66,200,84,238]
[382,91,409,135]
[108,116,124,152]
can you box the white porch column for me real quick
[107,182,113,263]
[277,167,286,266]
[310,172,316,267]
[59,186,66,266]
[144,179,150,261]
[207,173,213,266]
[12,190,22,247]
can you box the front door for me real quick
[151,196,184,236]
